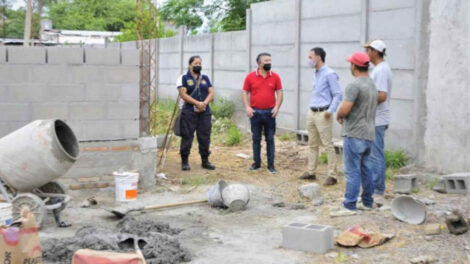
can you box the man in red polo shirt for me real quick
[242,52,283,174]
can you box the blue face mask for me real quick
[308,58,316,68]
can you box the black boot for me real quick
[201,157,215,170]
[181,156,190,171]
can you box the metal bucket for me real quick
[0,120,79,192]
[207,180,228,207]
[221,183,250,212]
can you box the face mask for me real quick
[308,59,316,68]
[193,66,202,74]
[263,63,271,71]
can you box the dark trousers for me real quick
[250,108,276,167]
[179,109,212,159]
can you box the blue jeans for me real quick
[250,108,276,167]
[371,125,388,195]
[343,137,375,210]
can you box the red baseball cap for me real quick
[346,52,370,67]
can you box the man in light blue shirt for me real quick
[300,47,343,186]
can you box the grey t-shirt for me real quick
[341,77,378,141]
[370,61,392,126]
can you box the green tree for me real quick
[160,0,203,32]
[48,0,135,31]
[3,8,40,39]
[206,0,268,32]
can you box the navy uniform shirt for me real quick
[176,71,213,112]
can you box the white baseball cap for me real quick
[363,40,386,53]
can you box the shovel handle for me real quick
[143,199,208,211]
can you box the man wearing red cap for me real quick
[331,52,378,215]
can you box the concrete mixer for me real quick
[0,119,79,227]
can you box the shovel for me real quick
[107,199,208,218]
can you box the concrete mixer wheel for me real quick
[12,193,46,227]
[37,181,68,212]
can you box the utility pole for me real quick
[23,0,33,46]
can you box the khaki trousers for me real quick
[306,110,337,176]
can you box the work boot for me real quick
[299,172,316,180]
[249,163,261,171]
[202,157,216,170]
[181,156,190,171]
[323,176,338,186]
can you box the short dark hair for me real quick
[256,52,271,63]
[311,47,326,62]
[354,63,369,72]
[378,49,386,58]
[188,55,201,65]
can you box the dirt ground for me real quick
[40,138,470,264]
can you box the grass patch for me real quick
[225,125,242,146]
[426,178,439,189]
[385,150,408,169]
[279,132,296,141]
[319,152,328,164]
[212,118,244,146]
[150,98,177,135]
[386,168,398,181]
[336,252,347,263]
[211,97,235,119]
[182,175,210,186]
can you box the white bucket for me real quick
[114,172,139,202]
[0,203,12,226]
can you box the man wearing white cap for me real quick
[364,40,393,203]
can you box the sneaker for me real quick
[323,176,338,186]
[299,172,316,180]
[267,166,277,174]
[357,203,375,211]
[373,195,386,207]
[249,163,261,171]
[330,205,358,217]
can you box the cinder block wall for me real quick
[0,46,140,141]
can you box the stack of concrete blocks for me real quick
[443,173,470,194]
[0,46,156,191]
[295,130,308,145]
[394,174,418,194]
[282,223,333,253]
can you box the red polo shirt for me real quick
[243,69,282,109]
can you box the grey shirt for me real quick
[341,77,378,141]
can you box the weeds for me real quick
[279,132,296,141]
[211,97,235,119]
[385,150,408,169]
[319,152,328,164]
[224,125,242,146]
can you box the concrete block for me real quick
[120,120,140,139]
[296,130,308,145]
[301,0,361,18]
[47,47,84,64]
[301,15,361,43]
[7,83,44,102]
[282,223,334,253]
[121,48,140,66]
[251,0,295,24]
[8,47,46,64]
[0,103,30,121]
[446,211,469,235]
[104,66,139,83]
[31,103,69,120]
[42,84,86,102]
[138,136,158,150]
[252,21,296,45]
[369,0,414,11]
[0,47,6,63]
[70,103,106,120]
[443,173,470,194]
[72,66,106,83]
[107,102,139,120]
[0,65,32,84]
[120,83,139,101]
[424,224,441,235]
[85,48,120,65]
[394,174,418,194]
[369,8,415,40]
[79,120,122,140]
[85,83,121,101]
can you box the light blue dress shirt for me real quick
[309,65,343,114]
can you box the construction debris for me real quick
[409,255,436,264]
[423,224,441,235]
[445,211,469,235]
[336,225,394,248]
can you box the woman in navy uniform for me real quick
[176,55,216,171]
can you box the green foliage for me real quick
[225,125,242,146]
[385,150,408,169]
[182,175,209,186]
[211,97,235,119]
[1,8,41,38]
[278,132,296,141]
[160,0,204,32]
[426,178,439,189]
[319,152,328,164]
[150,99,177,136]
[48,0,135,32]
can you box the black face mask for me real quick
[263,63,271,71]
[193,66,202,74]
